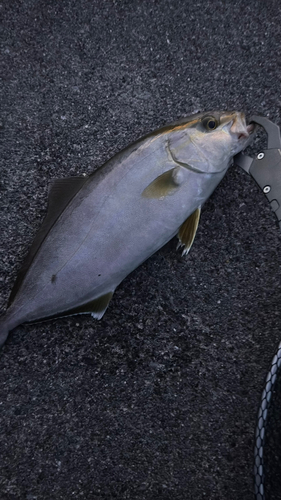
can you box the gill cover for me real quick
[168,112,241,174]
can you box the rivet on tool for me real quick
[263,186,271,194]
[257,153,265,160]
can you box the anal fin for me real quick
[27,291,114,325]
[64,291,113,320]
[178,207,201,256]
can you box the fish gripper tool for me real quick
[235,115,281,229]
[235,115,281,500]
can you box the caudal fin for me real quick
[0,315,11,348]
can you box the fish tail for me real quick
[0,308,20,348]
[0,315,10,348]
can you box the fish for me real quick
[0,111,255,347]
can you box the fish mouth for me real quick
[228,113,257,151]
[238,122,255,140]
[230,114,255,139]
[239,122,257,149]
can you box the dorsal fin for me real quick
[177,207,201,256]
[8,176,88,306]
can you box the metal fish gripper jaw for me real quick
[235,116,281,499]
[234,115,281,228]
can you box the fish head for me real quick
[169,111,255,174]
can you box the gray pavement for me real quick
[1,1,281,499]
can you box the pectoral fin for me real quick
[142,167,183,199]
[178,207,201,256]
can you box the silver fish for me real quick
[0,111,254,347]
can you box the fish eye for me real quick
[201,116,218,131]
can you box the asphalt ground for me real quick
[1,1,281,499]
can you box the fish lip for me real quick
[229,116,257,151]
[246,122,255,135]
[227,117,257,154]
[240,121,257,148]
[225,112,255,133]
[239,122,256,140]
[230,115,256,139]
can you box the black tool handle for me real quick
[250,115,281,150]
[234,116,281,228]
[234,116,281,500]
[249,149,281,227]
